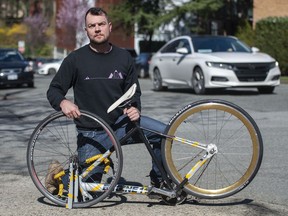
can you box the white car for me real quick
[149,35,281,94]
[36,59,62,75]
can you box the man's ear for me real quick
[109,22,112,32]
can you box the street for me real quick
[0,75,288,215]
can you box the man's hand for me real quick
[60,99,81,118]
[123,106,140,122]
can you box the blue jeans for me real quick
[62,115,166,187]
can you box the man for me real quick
[45,7,165,193]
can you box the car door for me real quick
[168,38,192,85]
[157,40,180,81]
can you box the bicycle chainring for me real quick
[161,190,187,205]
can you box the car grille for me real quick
[232,63,271,82]
[1,68,22,74]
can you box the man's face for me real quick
[85,13,112,45]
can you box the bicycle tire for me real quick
[27,110,123,208]
[162,99,263,199]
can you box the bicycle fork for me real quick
[172,136,218,185]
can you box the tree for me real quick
[109,0,224,50]
[0,24,26,48]
[0,0,27,48]
[159,0,224,36]
[109,0,253,41]
[219,0,253,35]
[109,0,162,41]
[56,0,90,50]
[109,0,224,35]
[24,14,50,56]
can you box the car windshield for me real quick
[192,36,251,53]
[0,50,23,62]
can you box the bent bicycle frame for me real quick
[62,121,217,209]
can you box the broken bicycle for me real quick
[27,84,263,208]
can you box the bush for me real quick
[236,17,288,75]
[255,17,288,75]
[235,19,255,47]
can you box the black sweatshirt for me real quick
[47,44,141,128]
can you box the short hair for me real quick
[85,7,109,22]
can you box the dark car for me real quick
[124,48,138,59]
[135,52,152,78]
[0,48,34,88]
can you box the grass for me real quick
[281,76,288,84]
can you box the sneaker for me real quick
[149,170,163,188]
[45,160,64,194]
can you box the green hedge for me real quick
[236,17,288,75]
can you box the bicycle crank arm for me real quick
[148,186,176,198]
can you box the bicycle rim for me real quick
[162,99,263,199]
[27,111,123,208]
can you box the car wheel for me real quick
[139,68,146,78]
[257,86,275,94]
[192,67,206,94]
[48,68,57,75]
[28,82,34,88]
[153,68,165,91]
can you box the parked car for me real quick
[123,48,138,70]
[36,59,63,75]
[0,48,34,88]
[149,35,281,94]
[124,48,138,59]
[30,57,61,71]
[135,52,152,78]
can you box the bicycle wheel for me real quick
[27,110,123,208]
[162,99,263,199]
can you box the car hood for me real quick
[200,52,276,63]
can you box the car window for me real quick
[0,50,23,62]
[192,37,251,53]
[231,40,251,52]
[181,39,191,53]
[161,39,191,54]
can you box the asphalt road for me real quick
[0,75,287,215]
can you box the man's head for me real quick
[84,7,112,45]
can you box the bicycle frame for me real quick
[57,83,223,208]
[63,120,218,209]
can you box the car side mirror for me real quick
[176,47,189,54]
[251,47,259,53]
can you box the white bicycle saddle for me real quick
[107,83,137,113]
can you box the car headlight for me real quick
[24,65,33,72]
[206,62,233,70]
[269,61,278,69]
